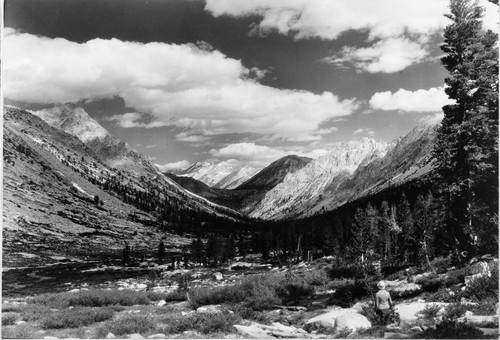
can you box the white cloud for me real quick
[155,160,191,172]
[325,37,430,73]
[369,86,454,112]
[4,29,356,141]
[353,128,375,135]
[418,112,444,125]
[210,142,328,167]
[206,0,498,73]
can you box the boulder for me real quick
[395,302,446,323]
[479,328,499,336]
[457,315,498,325]
[106,334,115,339]
[128,334,144,339]
[410,326,423,333]
[335,312,371,332]
[384,332,412,339]
[234,322,308,338]
[213,272,223,281]
[470,261,491,276]
[233,324,274,339]
[157,300,166,307]
[464,274,486,287]
[147,334,166,339]
[306,308,356,330]
[196,304,221,313]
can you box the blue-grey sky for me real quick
[4,0,498,170]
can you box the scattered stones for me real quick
[157,300,166,307]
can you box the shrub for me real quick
[30,289,150,308]
[162,310,241,335]
[40,307,114,329]
[424,287,462,303]
[189,273,313,311]
[303,269,329,286]
[230,304,271,324]
[1,323,36,339]
[329,265,360,279]
[2,312,18,326]
[421,320,485,339]
[417,304,442,323]
[415,275,445,293]
[442,303,467,321]
[95,315,156,337]
[327,281,367,308]
[19,304,52,322]
[430,256,453,274]
[463,267,498,301]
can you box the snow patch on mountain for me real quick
[177,160,262,188]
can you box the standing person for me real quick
[375,281,394,325]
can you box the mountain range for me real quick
[3,103,437,266]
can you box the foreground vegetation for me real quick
[2,255,498,339]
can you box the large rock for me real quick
[233,324,275,339]
[395,302,447,323]
[470,261,491,276]
[147,334,166,339]
[306,308,356,330]
[234,322,308,338]
[457,315,498,325]
[213,272,223,281]
[335,312,371,332]
[196,304,221,313]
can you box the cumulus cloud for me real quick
[210,142,328,167]
[4,29,356,141]
[155,160,191,172]
[369,86,454,112]
[353,128,374,136]
[205,0,498,73]
[325,37,430,73]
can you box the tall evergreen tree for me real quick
[433,0,499,257]
[396,194,416,263]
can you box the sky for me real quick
[4,0,498,170]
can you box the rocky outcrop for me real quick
[234,322,309,338]
[305,308,371,333]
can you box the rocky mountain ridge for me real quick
[172,160,261,189]
[249,126,437,220]
[250,138,390,219]
[2,106,245,266]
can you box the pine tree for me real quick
[349,208,372,264]
[190,237,204,264]
[396,194,416,263]
[157,239,165,264]
[433,0,499,257]
[413,193,438,268]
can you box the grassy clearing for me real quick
[39,307,114,329]
[161,310,241,335]
[29,289,151,308]
[95,315,157,337]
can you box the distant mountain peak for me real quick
[34,103,110,143]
